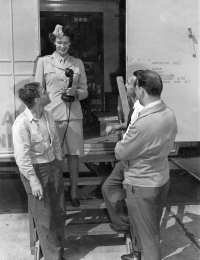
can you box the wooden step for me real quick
[84,142,116,149]
[0,153,117,175]
[83,143,115,155]
[0,166,19,174]
[65,199,106,210]
[64,223,125,236]
[34,224,131,256]
[76,154,117,163]
[64,176,107,186]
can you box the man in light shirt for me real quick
[115,70,177,260]
[102,75,144,236]
[12,82,66,260]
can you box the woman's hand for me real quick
[65,88,79,100]
[66,88,76,96]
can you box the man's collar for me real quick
[144,99,161,109]
[139,100,166,119]
[24,107,35,122]
[24,107,47,122]
[133,100,144,109]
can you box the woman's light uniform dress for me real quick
[35,52,88,155]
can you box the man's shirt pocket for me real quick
[30,134,43,153]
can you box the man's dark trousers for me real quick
[102,160,129,228]
[101,107,135,227]
[20,159,66,260]
[125,180,170,260]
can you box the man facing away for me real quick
[115,70,177,260]
[102,75,144,231]
[12,82,66,260]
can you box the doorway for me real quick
[40,11,104,132]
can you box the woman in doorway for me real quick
[35,24,88,207]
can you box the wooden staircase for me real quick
[33,174,132,260]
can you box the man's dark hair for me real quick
[18,82,40,108]
[133,70,163,96]
[49,25,75,49]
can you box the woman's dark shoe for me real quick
[68,189,80,207]
[69,194,80,207]
[121,252,141,260]
[71,197,80,207]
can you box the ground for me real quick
[0,160,200,260]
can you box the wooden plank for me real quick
[83,143,116,154]
[84,135,118,144]
[84,143,116,149]
[84,149,115,153]
[63,176,107,186]
[62,162,90,173]
[117,96,125,140]
[170,157,200,181]
[117,96,124,125]
[76,189,96,200]
[0,154,117,175]
[79,154,116,163]
[80,185,98,195]
[0,207,28,214]
[0,166,19,173]
[169,142,180,156]
[84,148,115,152]
[64,187,96,200]
[92,111,118,122]
[64,223,125,236]
[117,76,130,123]
[67,154,117,163]
[65,199,106,210]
